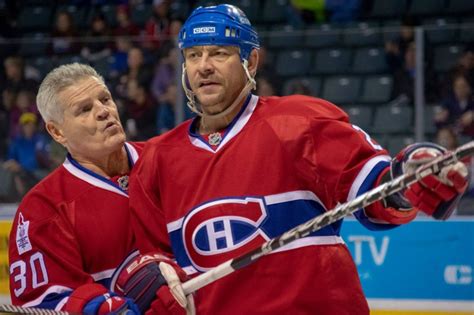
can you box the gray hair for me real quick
[36,63,105,123]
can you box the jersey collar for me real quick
[188,94,259,153]
[62,142,138,197]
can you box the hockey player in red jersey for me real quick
[127,4,470,315]
[8,63,191,315]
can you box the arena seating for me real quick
[3,0,474,164]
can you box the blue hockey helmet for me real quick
[178,4,260,61]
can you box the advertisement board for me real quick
[341,218,474,314]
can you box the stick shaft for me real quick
[0,304,70,314]
[182,141,474,295]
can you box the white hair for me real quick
[36,63,105,123]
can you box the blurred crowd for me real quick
[383,16,473,146]
[0,0,191,201]
[0,0,473,202]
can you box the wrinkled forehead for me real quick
[59,77,109,107]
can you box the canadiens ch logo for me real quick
[182,197,270,271]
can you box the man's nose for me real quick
[197,54,214,74]
[95,101,110,120]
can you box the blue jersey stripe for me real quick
[353,160,399,231]
[169,198,343,269]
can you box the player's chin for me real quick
[197,95,224,110]
[106,130,127,147]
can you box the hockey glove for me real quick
[391,142,468,220]
[113,252,195,315]
[63,283,140,315]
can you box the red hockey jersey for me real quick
[9,142,142,310]
[129,95,394,314]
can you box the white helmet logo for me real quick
[193,26,216,34]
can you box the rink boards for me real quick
[342,218,473,314]
[0,204,472,313]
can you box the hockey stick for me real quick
[0,304,70,314]
[182,141,474,295]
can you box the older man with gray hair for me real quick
[8,63,191,315]
[9,63,194,315]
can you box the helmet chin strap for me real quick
[182,60,256,124]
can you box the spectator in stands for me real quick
[113,46,153,110]
[116,47,153,87]
[156,83,177,134]
[1,56,38,94]
[8,89,38,140]
[435,74,474,138]
[0,6,18,60]
[1,88,16,157]
[143,0,172,51]
[156,18,183,60]
[325,0,360,23]
[457,45,473,85]
[392,41,438,104]
[114,4,140,38]
[446,44,474,92]
[0,92,10,160]
[150,45,178,104]
[1,87,16,114]
[123,78,157,140]
[2,112,50,197]
[81,13,112,63]
[385,16,418,72]
[49,11,81,56]
[289,0,326,26]
[110,37,133,79]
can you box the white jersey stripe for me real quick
[55,297,69,311]
[125,142,139,164]
[167,189,326,232]
[264,190,325,207]
[216,94,258,152]
[22,285,72,308]
[63,159,128,198]
[62,143,138,198]
[182,235,344,275]
[347,154,391,203]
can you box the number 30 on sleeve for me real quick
[10,252,49,297]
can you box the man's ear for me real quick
[247,49,259,77]
[46,121,66,147]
